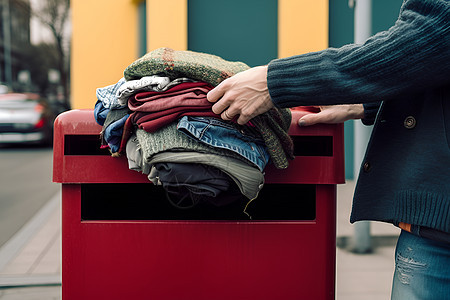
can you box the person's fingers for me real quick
[235,106,255,125]
[209,82,234,115]
[236,114,251,125]
[298,111,332,126]
[221,109,234,121]
[212,100,230,115]
[206,80,227,103]
[298,104,365,127]
[298,115,316,127]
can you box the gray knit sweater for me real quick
[267,0,450,233]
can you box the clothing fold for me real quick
[94,48,296,209]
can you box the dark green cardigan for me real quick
[267,0,450,233]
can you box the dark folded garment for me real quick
[150,162,242,209]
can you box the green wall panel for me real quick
[187,0,278,67]
[372,0,404,34]
[329,0,354,48]
[138,2,147,57]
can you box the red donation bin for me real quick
[53,108,344,300]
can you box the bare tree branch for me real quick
[12,0,71,107]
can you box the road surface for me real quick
[0,144,59,248]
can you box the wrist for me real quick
[350,104,365,119]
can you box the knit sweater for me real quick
[267,0,450,233]
[124,47,250,87]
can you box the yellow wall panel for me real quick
[71,0,138,109]
[147,0,187,52]
[278,0,328,58]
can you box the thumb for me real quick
[298,113,323,127]
[206,82,226,103]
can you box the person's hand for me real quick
[207,66,274,125]
[298,104,365,126]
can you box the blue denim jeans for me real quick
[177,116,270,171]
[391,230,450,300]
[103,113,129,153]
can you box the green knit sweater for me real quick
[124,47,250,87]
[124,47,294,169]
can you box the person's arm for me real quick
[297,104,365,126]
[268,0,450,108]
[361,102,382,125]
[208,0,449,125]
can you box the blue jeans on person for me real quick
[391,230,450,300]
[177,116,270,171]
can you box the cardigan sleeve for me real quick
[267,0,450,108]
[362,102,382,125]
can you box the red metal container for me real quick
[53,109,344,300]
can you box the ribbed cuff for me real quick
[361,102,381,125]
[394,190,450,234]
[267,54,320,108]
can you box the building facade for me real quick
[0,0,32,89]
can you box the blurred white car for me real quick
[0,93,56,145]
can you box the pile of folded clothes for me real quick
[94,47,294,209]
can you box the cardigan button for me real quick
[363,162,371,172]
[404,116,416,129]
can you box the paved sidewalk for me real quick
[0,180,400,299]
[0,193,61,299]
[336,181,400,300]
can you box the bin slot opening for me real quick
[292,136,333,156]
[64,135,110,155]
[81,183,316,221]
